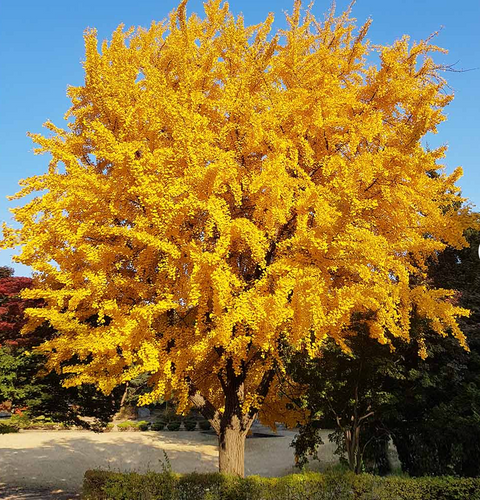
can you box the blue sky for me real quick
[1,0,479,276]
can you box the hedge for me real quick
[0,423,19,434]
[116,420,150,431]
[2,415,70,430]
[82,470,480,500]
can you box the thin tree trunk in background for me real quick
[119,382,129,408]
[345,425,363,473]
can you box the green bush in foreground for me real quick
[83,470,480,500]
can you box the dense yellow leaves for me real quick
[1,0,475,425]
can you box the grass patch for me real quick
[2,414,69,430]
[116,420,150,431]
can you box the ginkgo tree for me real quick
[1,0,475,476]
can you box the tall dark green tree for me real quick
[288,332,397,474]
[289,226,480,476]
[385,227,480,476]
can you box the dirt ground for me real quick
[0,428,337,499]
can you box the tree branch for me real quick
[187,379,221,433]
[247,369,276,419]
[358,410,374,424]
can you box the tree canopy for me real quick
[0,0,475,475]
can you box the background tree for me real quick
[0,267,38,345]
[290,226,480,476]
[383,226,480,476]
[288,332,398,474]
[1,1,475,476]
[0,266,14,279]
[0,269,122,427]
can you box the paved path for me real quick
[0,484,79,499]
[0,429,337,498]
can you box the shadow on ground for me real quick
[0,429,337,497]
[0,482,80,499]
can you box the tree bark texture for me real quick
[188,364,275,477]
[218,417,247,476]
[345,425,362,474]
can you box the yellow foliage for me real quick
[1,1,475,427]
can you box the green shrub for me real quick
[83,470,480,500]
[159,407,180,423]
[351,474,480,500]
[166,421,181,431]
[2,414,70,430]
[0,423,19,434]
[184,419,197,431]
[116,421,136,431]
[116,420,149,431]
[152,421,166,431]
[138,421,150,431]
[199,419,211,431]
[7,413,32,428]
[31,420,67,430]
[83,470,178,500]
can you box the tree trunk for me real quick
[345,424,363,474]
[218,418,247,476]
[187,365,275,477]
[354,424,361,474]
[119,382,129,408]
[188,371,254,477]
